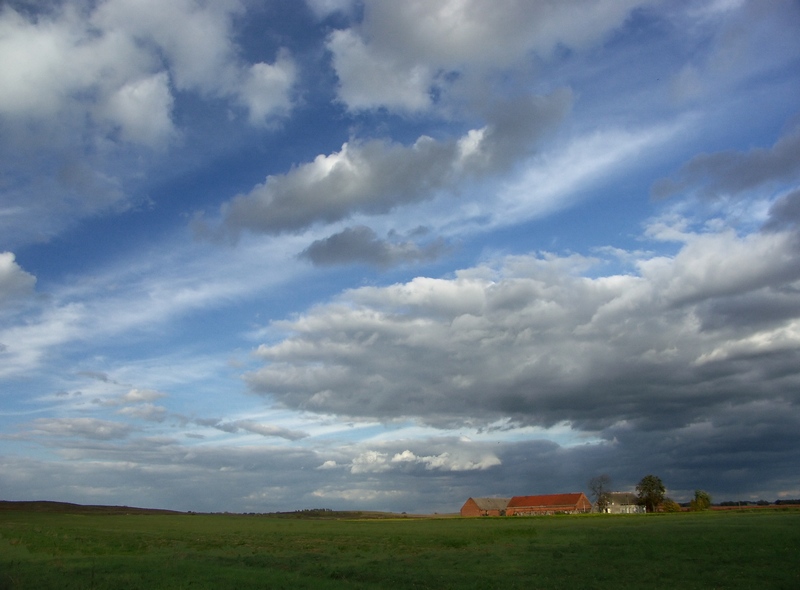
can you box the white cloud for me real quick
[327,0,652,113]
[349,450,390,474]
[0,0,297,247]
[310,487,405,503]
[0,232,309,380]
[305,0,356,19]
[0,0,296,130]
[0,303,85,379]
[215,91,570,237]
[494,123,681,227]
[92,0,243,96]
[328,29,433,112]
[0,252,36,304]
[0,4,146,119]
[240,54,296,125]
[640,228,800,305]
[391,449,500,471]
[101,72,176,146]
[92,0,296,120]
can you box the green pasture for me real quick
[1,508,798,589]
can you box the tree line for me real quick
[588,474,712,513]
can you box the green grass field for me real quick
[1,506,798,589]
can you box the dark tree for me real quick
[588,474,612,512]
[636,474,666,513]
[661,498,682,512]
[689,489,711,511]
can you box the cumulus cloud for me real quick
[92,0,296,120]
[0,3,170,143]
[247,224,800,432]
[652,126,800,199]
[349,450,391,474]
[327,28,433,112]
[0,0,296,247]
[101,72,176,146]
[336,446,500,474]
[239,53,296,125]
[0,0,297,130]
[212,90,570,238]
[326,0,650,112]
[0,252,36,304]
[391,449,500,471]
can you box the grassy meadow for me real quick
[1,505,798,589]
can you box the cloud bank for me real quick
[248,222,800,434]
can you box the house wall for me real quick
[460,498,482,517]
[605,493,645,514]
[606,504,645,514]
[460,498,505,516]
[506,494,593,516]
[507,505,583,516]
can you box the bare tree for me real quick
[589,474,612,513]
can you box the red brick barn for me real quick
[460,497,511,517]
[506,493,592,516]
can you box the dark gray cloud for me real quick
[652,126,800,199]
[27,417,134,441]
[193,418,308,441]
[248,227,800,437]
[300,225,446,268]
[4,417,797,514]
[764,188,800,231]
[212,91,571,238]
[76,370,115,383]
[0,441,327,513]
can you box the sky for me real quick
[1,0,800,514]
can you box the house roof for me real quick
[469,497,511,510]
[607,492,638,505]
[507,493,588,508]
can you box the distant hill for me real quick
[0,500,183,515]
[0,501,453,518]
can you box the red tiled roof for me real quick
[507,493,587,508]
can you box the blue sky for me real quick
[2,0,800,513]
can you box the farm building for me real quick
[604,492,645,514]
[460,497,511,517]
[506,493,592,516]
